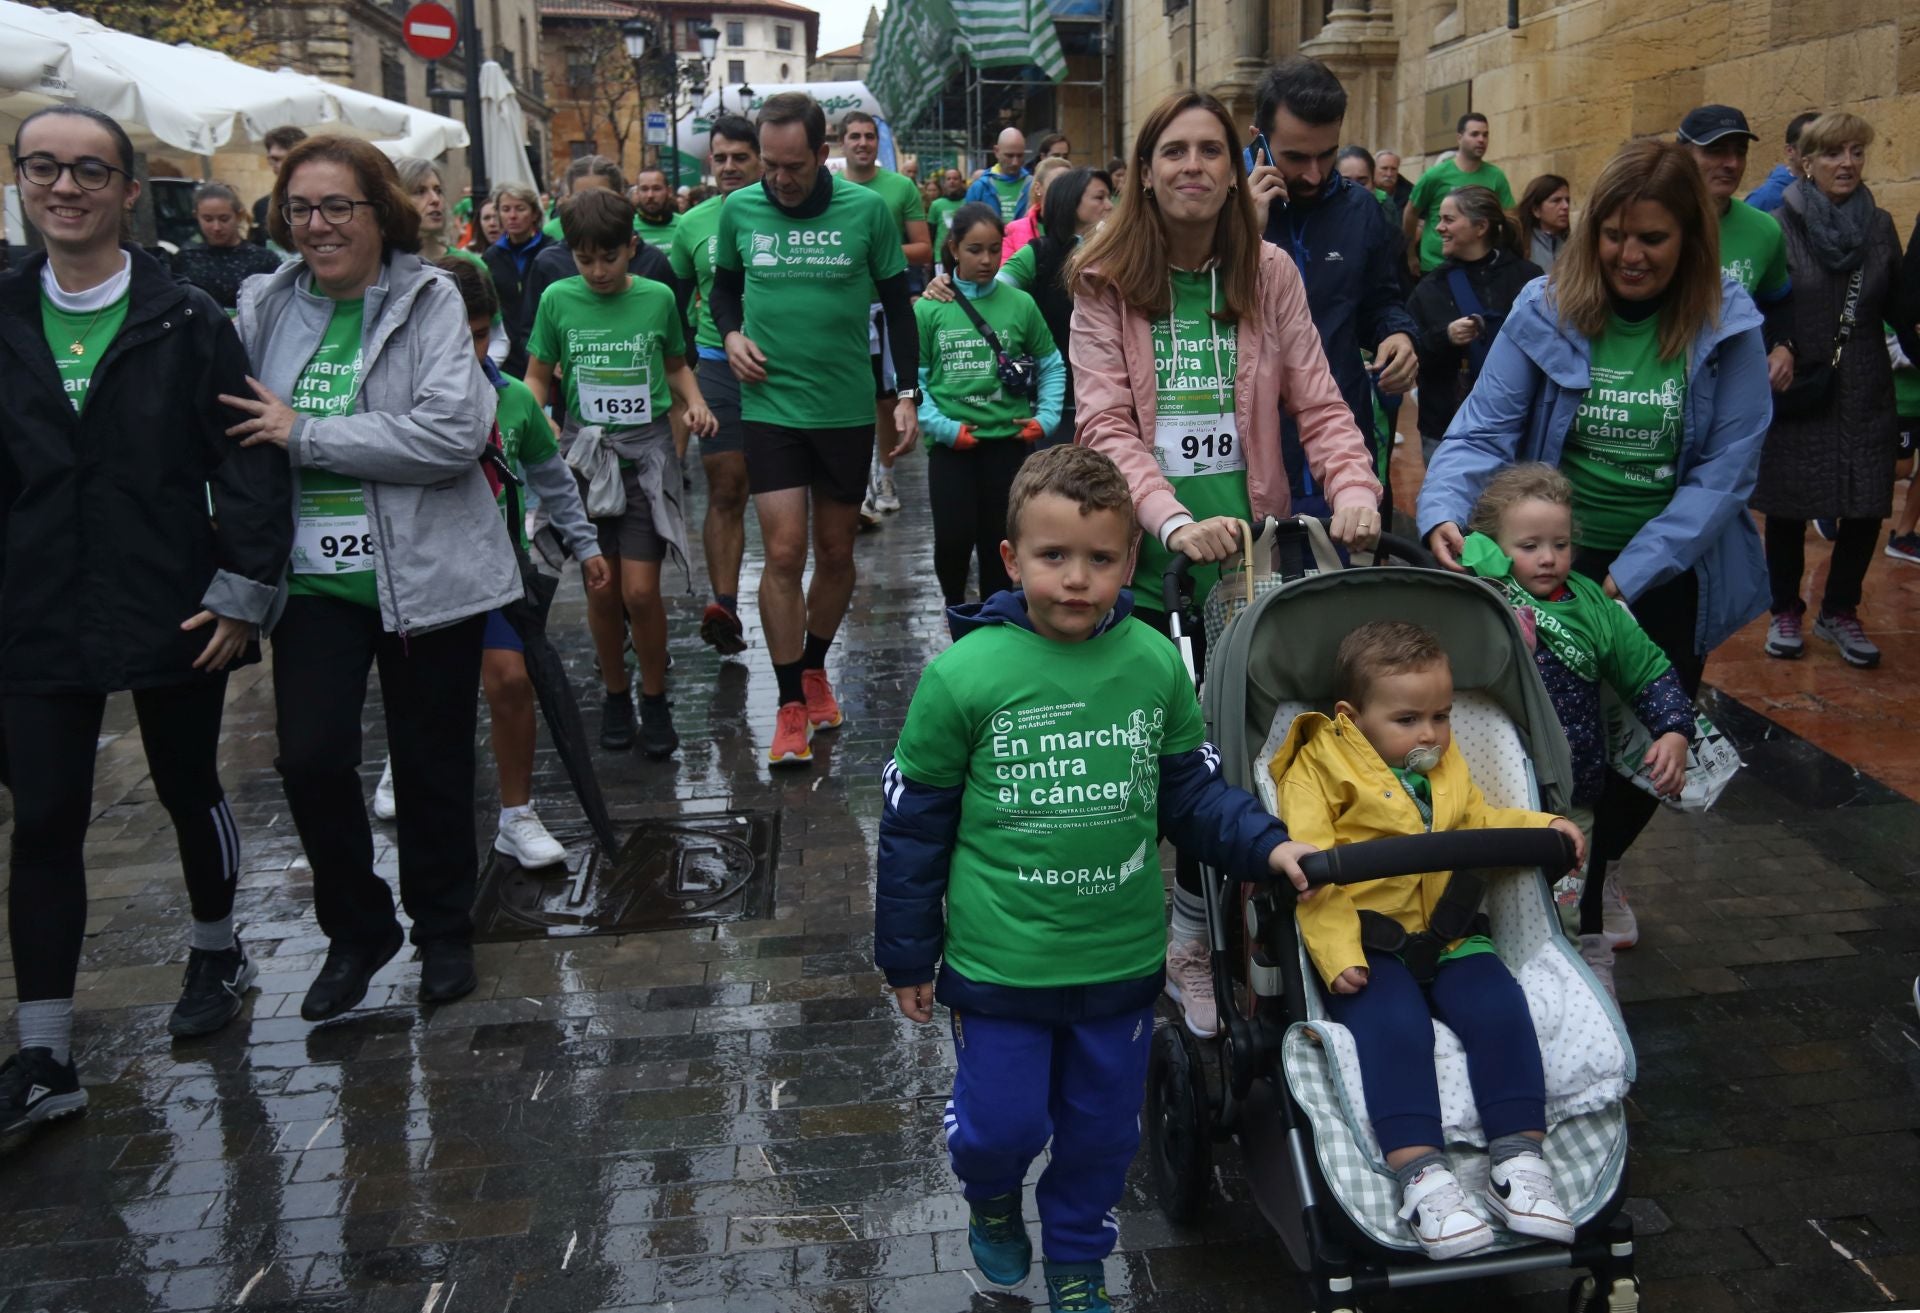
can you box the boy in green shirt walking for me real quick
[524,189,716,760]
[876,446,1314,1312]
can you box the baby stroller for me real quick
[1150,518,1641,1312]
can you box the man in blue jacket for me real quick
[1249,57,1419,512]
[1745,111,1818,213]
[964,127,1033,221]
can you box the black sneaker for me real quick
[638,697,680,759]
[419,941,478,1005]
[0,1048,87,1144]
[300,924,405,1022]
[600,687,636,751]
[168,938,259,1038]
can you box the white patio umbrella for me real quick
[0,0,337,155]
[272,69,412,141]
[478,60,534,190]
[371,105,471,162]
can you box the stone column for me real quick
[1299,0,1399,146]
[1209,0,1274,130]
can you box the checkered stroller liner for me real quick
[1256,690,1635,1255]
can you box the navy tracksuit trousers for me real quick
[943,1004,1154,1265]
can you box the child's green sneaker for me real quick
[1044,1260,1112,1312]
[967,1191,1031,1287]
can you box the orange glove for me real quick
[949,424,979,450]
[1017,418,1045,443]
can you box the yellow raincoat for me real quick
[1269,712,1557,989]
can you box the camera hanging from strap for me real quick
[952,288,1039,396]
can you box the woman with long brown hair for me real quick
[1069,88,1380,1040]
[1418,138,1770,988]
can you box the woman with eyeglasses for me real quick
[226,135,520,1023]
[0,106,290,1145]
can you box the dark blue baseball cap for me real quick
[1677,105,1758,146]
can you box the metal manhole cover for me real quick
[472,811,780,941]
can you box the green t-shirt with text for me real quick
[41,293,130,413]
[1718,198,1789,301]
[846,168,925,244]
[635,213,680,251]
[527,275,684,430]
[713,176,907,427]
[668,193,728,354]
[288,297,378,609]
[914,286,1055,443]
[1135,270,1249,612]
[891,614,1206,989]
[1408,156,1515,272]
[980,169,1028,221]
[1561,312,1685,551]
[495,374,558,549]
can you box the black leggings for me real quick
[928,440,1030,605]
[1571,549,1703,935]
[272,596,485,949]
[1763,515,1881,615]
[3,678,237,1003]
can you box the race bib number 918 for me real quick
[1153,411,1245,478]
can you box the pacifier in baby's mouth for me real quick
[1402,744,1443,775]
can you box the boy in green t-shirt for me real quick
[524,189,716,760]
[876,445,1313,1312]
[433,257,611,869]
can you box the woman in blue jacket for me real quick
[1417,139,1769,959]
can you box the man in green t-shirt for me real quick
[926,167,968,258]
[709,92,920,768]
[1677,104,1795,389]
[875,444,1309,1306]
[669,115,763,657]
[1402,113,1515,275]
[631,167,680,251]
[841,110,933,524]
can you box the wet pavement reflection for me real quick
[2,455,1919,1311]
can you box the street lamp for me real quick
[621,17,723,189]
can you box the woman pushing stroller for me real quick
[1271,621,1587,1260]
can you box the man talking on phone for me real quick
[1248,56,1418,515]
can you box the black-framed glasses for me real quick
[12,151,126,191]
[281,196,378,226]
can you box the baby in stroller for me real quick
[1269,620,1587,1261]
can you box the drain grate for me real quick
[472,811,780,941]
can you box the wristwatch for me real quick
[895,386,920,402]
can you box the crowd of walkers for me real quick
[4,62,1920,1284]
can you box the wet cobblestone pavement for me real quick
[3,454,1920,1312]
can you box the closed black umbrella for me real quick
[484,449,622,858]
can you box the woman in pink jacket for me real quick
[1069,88,1382,1040]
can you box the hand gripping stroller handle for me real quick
[1294,827,1578,888]
[1160,519,1275,618]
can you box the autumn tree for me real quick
[62,0,281,65]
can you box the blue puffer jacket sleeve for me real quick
[874,757,962,987]
[1416,315,1544,535]
[1158,742,1292,880]
[1608,317,1769,601]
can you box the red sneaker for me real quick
[768,701,814,767]
[699,602,747,655]
[802,669,845,731]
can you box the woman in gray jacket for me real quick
[226,136,520,1020]
[1755,112,1920,669]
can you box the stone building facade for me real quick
[1119,0,1920,220]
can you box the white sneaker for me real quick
[1163,937,1219,1038]
[494,809,567,868]
[1399,1163,1495,1259]
[1600,869,1637,949]
[858,490,882,529]
[1578,933,1617,1003]
[873,465,901,513]
[1485,1152,1575,1244]
[372,758,397,821]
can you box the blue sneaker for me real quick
[967,1191,1031,1287]
[1045,1260,1112,1312]
[1813,518,1837,541]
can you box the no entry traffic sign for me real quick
[402,2,459,61]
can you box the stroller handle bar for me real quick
[1295,828,1579,889]
[1159,517,1434,617]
